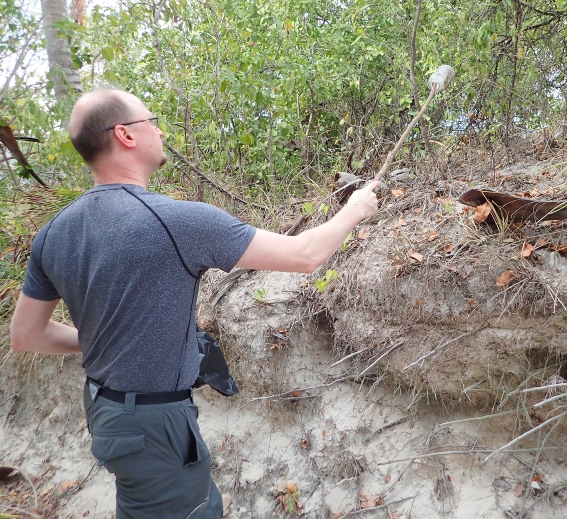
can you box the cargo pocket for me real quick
[91,430,145,471]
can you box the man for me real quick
[10,89,379,518]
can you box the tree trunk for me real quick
[40,0,83,101]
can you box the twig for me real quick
[402,329,479,371]
[164,142,267,210]
[238,376,351,410]
[330,346,372,368]
[0,465,38,509]
[438,409,519,427]
[483,411,567,463]
[534,392,567,408]
[375,447,562,467]
[522,382,567,394]
[376,416,409,435]
[360,339,407,376]
[341,495,418,517]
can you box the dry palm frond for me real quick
[21,186,83,229]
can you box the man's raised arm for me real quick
[11,293,80,354]
[236,180,380,273]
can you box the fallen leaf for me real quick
[427,230,440,241]
[58,480,75,493]
[521,243,534,257]
[83,511,90,517]
[300,439,309,449]
[391,189,404,198]
[496,271,515,286]
[398,218,406,226]
[286,481,298,494]
[322,430,326,437]
[532,474,543,483]
[291,388,303,398]
[551,243,567,254]
[473,202,492,223]
[393,228,400,238]
[220,441,227,452]
[332,514,344,519]
[413,207,422,214]
[413,298,420,308]
[384,473,391,484]
[40,484,55,496]
[513,483,524,497]
[359,493,383,508]
[444,243,454,254]
[358,228,372,240]
[535,237,549,249]
[409,251,423,262]
[357,455,367,471]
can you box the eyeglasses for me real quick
[101,116,159,131]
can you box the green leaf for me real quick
[102,46,115,61]
[302,202,314,215]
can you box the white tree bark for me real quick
[40,0,83,101]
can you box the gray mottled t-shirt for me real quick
[22,184,256,392]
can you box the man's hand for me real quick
[11,293,80,354]
[235,180,380,274]
[344,180,380,218]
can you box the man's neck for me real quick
[92,166,149,189]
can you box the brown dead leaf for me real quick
[322,430,326,437]
[513,483,524,497]
[473,202,492,223]
[332,514,344,519]
[290,388,303,398]
[83,511,90,517]
[496,271,515,286]
[521,243,534,258]
[531,474,543,483]
[535,237,549,249]
[398,218,406,226]
[551,243,567,254]
[427,230,440,241]
[359,493,383,508]
[286,481,299,494]
[358,228,372,240]
[58,479,75,493]
[413,207,422,214]
[40,484,55,496]
[391,189,404,198]
[413,298,420,308]
[409,251,423,262]
[444,243,454,254]
[220,441,227,452]
[393,228,400,238]
[384,473,391,484]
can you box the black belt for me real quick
[93,382,193,405]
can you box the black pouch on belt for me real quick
[193,325,239,397]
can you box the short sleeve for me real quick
[166,202,257,273]
[22,225,61,301]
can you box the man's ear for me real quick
[113,125,137,149]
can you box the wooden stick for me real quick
[360,339,407,376]
[341,495,419,517]
[374,84,437,182]
[522,382,567,394]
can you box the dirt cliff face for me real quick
[3,155,567,517]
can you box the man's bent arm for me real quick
[11,293,80,354]
[236,180,380,274]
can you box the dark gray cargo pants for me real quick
[83,382,223,519]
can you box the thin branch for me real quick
[360,339,407,376]
[483,411,567,463]
[164,142,267,210]
[330,346,373,367]
[341,495,418,517]
[238,376,351,410]
[402,329,479,371]
[523,382,567,394]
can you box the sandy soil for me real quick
[2,345,567,519]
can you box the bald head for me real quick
[69,89,135,165]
